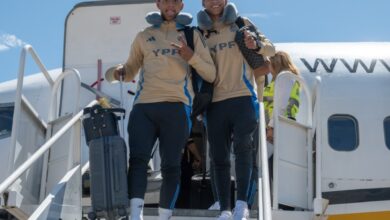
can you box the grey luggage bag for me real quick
[83,104,129,220]
[88,136,129,220]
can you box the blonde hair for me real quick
[270,51,299,75]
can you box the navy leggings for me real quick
[207,96,258,211]
[127,102,191,209]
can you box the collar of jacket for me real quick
[197,2,238,31]
[146,12,192,29]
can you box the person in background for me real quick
[197,0,275,219]
[263,51,301,187]
[110,0,216,219]
[264,51,301,146]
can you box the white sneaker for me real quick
[217,210,232,220]
[130,198,144,220]
[209,201,221,210]
[158,208,173,220]
[232,200,249,220]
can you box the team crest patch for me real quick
[147,36,156,42]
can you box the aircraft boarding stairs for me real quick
[0,46,328,220]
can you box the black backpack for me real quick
[183,26,214,118]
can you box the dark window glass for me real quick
[0,104,14,139]
[328,115,359,151]
[384,117,390,150]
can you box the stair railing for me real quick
[0,100,97,195]
[8,45,55,176]
[258,102,272,220]
[0,44,97,219]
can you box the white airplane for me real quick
[0,1,390,219]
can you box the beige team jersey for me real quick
[201,18,275,103]
[122,21,216,106]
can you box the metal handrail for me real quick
[48,68,81,122]
[258,102,272,220]
[313,76,324,215]
[272,72,313,209]
[29,165,81,220]
[0,100,98,195]
[81,161,90,175]
[39,68,81,201]
[8,45,56,175]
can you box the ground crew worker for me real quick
[264,51,301,146]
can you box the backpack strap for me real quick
[183,26,195,50]
[183,26,202,93]
[183,26,214,117]
[235,16,245,29]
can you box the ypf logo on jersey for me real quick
[152,48,180,57]
[209,41,236,54]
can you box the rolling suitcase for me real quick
[83,104,129,220]
[88,136,129,220]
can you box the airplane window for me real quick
[384,117,390,150]
[328,115,359,151]
[0,104,14,139]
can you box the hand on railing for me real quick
[266,126,274,144]
[105,65,125,83]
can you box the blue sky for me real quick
[0,0,389,83]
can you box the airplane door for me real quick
[272,72,313,210]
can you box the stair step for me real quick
[82,207,259,218]
[0,209,17,220]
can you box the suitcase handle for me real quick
[106,108,126,116]
[84,105,126,117]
